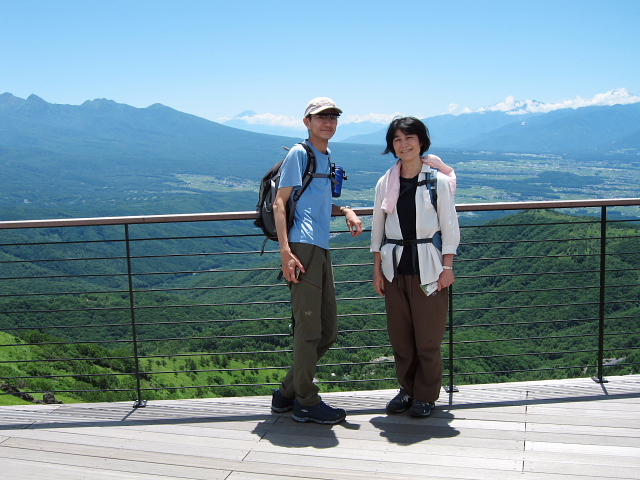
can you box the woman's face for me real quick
[392,129,422,161]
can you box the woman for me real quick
[371,117,460,417]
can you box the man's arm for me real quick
[274,186,304,283]
[332,205,364,237]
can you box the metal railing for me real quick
[1,198,639,406]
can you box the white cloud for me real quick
[540,88,640,111]
[217,112,306,129]
[218,111,399,126]
[220,89,640,127]
[466,88,640,115]
[341,113,402,124]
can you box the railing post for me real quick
[124,224,147,407]
[445,285,458,396]
[592,206,608,384]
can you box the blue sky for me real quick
[2,0,639,126]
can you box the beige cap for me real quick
[304,97,343,117]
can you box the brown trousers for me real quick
[384,275,449,402]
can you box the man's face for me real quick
[304,110,339,141]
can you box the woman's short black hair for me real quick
[382,116,431,157]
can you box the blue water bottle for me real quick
[332,165,346,198]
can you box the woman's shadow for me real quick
[369,409,459,445]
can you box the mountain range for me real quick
[2,92,639,222]
[0,93,385,220]
[224,102,640,154]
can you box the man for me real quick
[270,97,363,424]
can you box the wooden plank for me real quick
[526,399,640,411]
[258,442,523,470]
[524,459,640,479]
[225,471,612,480]
[4,429,251,461]
[526,420,640,438]
[57,423,263,443]
[244,450,525,480]
[117,421,278,440]
[525,415,640,429]
[0,456,193,480]
[0,439,435,480]
[526,440,640,458]
[524,430,640,448]
[0,443,231,480]
[522,447,640,468]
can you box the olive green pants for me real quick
[279,243,338,406]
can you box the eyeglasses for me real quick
[314,114,340,121]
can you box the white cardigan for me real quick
[370,164,460,294]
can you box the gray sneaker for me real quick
[292,400,346,424]
[408,400,434,417]
[386,388,413,413]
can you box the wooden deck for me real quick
[1,375,639,480]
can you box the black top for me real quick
[396,174,420,275]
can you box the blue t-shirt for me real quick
[279,142,333,249]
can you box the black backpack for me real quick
[254,142,329,252]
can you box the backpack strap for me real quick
[383,232,442,278]
[287,142,326,233]
[292,142,316,203]
[416,169,438,212]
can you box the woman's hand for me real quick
[438,268,455,291]
[373,268,385,296]
[373,252,385,296]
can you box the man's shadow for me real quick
[252,415,361,449]
[369,409,459,445]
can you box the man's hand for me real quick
[281,247,305,283]
[422,154,454,176]
[345,209,364,237]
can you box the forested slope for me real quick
[1,210,638,404]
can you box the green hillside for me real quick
[1,210,638,404]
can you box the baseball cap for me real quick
[304,97,343,117]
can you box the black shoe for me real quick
[271,389,294,413]
[292,399,346,424]
[386,388,413,414]
[408,400,434,417]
